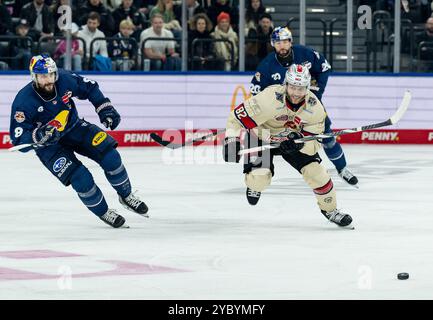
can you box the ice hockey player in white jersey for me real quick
[222,64,352,227]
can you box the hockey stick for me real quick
[150,129,226,149]
[238,90,411,156]
[9,110,71,152]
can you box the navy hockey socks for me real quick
[70,166,108,217]
[101,149,132,198]
[322,137,347,172]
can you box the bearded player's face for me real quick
[274,39,292,57]
[36,73,56,94]
[286,84,307,104]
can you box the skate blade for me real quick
[338,224,355,230]
[121,204,149,218]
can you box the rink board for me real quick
[1,73,432,148]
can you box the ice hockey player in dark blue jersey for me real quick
[9,54,148,228]
[250,27,358,187]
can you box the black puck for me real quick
[397,272,409,280]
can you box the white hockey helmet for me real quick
[284,64,311,90]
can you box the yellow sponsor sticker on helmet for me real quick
[92,132,107,146]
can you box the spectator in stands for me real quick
[414,16,433,71]
[245,0,265,32]
[53,22,83,71]
[149,0,181,38]
[0,0,12,35]
[78,0,115,36]
[189,13,223,70]
[78,11,108,61]
[211,11,238,71]
[9,19,33,69]
[50,0,79,36]
[104,0,123,10]
[174,0,205,29]
[109,19,138,70]
[133,0,157,18]
[12,0,32,18]
[20,0,54,41]
[245,12,273,70]
[140,13,181,70]
[112,0,147,37]
[207,0,239,32]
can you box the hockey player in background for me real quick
[223,64,353,227]
[250,26,358,187]
[9,55,148,228]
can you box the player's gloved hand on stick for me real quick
[223,137,241,163]
[279,131,304,154]
[96,100,121,130]
[33,120,62,147]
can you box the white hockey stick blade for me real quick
[390,90,411,125]
[8,143,34,152]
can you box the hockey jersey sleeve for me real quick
[68,71,110,109]
[250,60,272,96]
[308,49,331,100]
[226,87,277,138]
[9,98,36,152]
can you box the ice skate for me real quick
[246,188,261,206]
[338,167,359,188]
[119,191,149,217]
[99,209,127,228]
[321,209,353,228]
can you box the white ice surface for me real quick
[0,145,433,299]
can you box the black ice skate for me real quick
[338,167,359,188]
[119,191,149,217]
[321,209,353,228]
[246,188,261,206]
[99,209,127,228]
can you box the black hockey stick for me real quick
[150,129,226,149]
[238,90,412,156]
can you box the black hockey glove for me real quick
[32,121,62,147]
[96,99,121,130]
[223,137,241,163]
[279,131,305,155]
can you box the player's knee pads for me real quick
[244,168,272,192]
[301,162,331,189]
[70,165,95,193]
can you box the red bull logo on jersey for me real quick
[47,119,62,129]
[14,112,25,123]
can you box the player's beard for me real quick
[37,82,55,95]
[277,48,290,58]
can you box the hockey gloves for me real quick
[32,120,62,147]
[279,131,304,155]
[96,99,121,130]
[223,137,241,163]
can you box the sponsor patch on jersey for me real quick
[275,92,284,102]
[53,157,67,173]
[275,115,289,121]
[308,96,317,106]
[38,106,44,112]
[62,91,73,105]
[92,132,107,146]
[14,111,25,123]
[254,72,261,82]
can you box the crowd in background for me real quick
[0,0,274,71]
[1,0,433,72]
